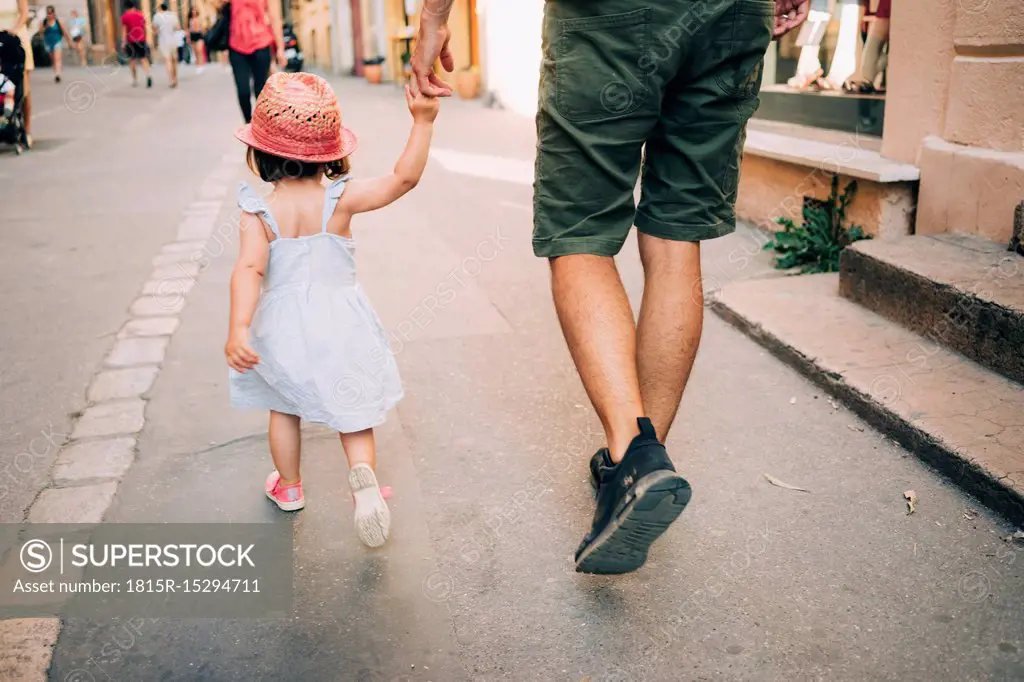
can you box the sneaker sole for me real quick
[575,470,691,575]
[350,465,391,548]
[266,490,305,512]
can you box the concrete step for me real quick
[710,273,1024,526]
[840,234,1024,384]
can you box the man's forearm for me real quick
[421,0,454,26]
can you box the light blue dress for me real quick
[229,179,403,433]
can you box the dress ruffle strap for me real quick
[321,177,349,233]
[238,181,281,238]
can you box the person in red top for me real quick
[226,0,285,122]
[120,0,151,88]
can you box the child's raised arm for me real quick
[225,211,270,372]
[338,83,439,215]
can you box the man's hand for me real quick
[773,0,810,38]
[412,1,455,97]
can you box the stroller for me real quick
[0,30,30,155]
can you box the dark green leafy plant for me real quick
[763,175,869,273]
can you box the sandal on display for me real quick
[842,77,876,94]
[787,67,824,90]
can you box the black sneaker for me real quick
[575,417,691,574]
[146,76,153,88]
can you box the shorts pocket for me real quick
[711,2,774,100]
[553,8,652,123]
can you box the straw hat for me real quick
[235,72,358,163]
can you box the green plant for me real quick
[763,175,869,273]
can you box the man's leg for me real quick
[129,57,138,83]
[633,0,777,444]
[534,0,692,576]
[636,236,704,441]
[551,255,643,462]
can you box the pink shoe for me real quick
[265,471,305,511]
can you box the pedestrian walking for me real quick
[413,0,809,575]
[0,0,32,145]
[67,8,87,65]
[175,27,187,64]
[151,2,179,87]
[225,72,439,547]
[187,8,205,73]
[120,0,151,88]
[40,5,71,82]
[223,0,286,122]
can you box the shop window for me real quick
[756,0,890,136]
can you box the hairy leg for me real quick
[635,233,704,442]
[551,254,643,461]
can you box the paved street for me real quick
[2,64,1023,681]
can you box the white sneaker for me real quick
[349,464,390,548]
[196,65,205,74]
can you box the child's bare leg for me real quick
[269,411,301,483]
[339,428,375,471]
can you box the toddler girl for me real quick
[225,72,438,547]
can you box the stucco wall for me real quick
[479,0,542,118]
[737,155,915,239]
[879,0,957,165]
[887,0,1024,243]
[916,136,1024,244]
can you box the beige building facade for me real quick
[884,0,1023,244]
[738,0,1023,245]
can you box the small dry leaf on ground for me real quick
[904,490,917,515]
[963,508,979,521]
[847,425,865,432]
[764,473,810,493]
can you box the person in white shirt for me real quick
[68,8,87,65]
[151,2,179,87]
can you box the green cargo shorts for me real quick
[533,0,775,257]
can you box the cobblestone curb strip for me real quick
[0,153,239,682]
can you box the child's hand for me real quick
[225,327,260,372]
[406,82,439,124]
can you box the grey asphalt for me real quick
[4,68,1022,681]
[0,61,230,524]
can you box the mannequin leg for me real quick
[825,0,864,90]
[861,18,890,86]
[787,6,833,88]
